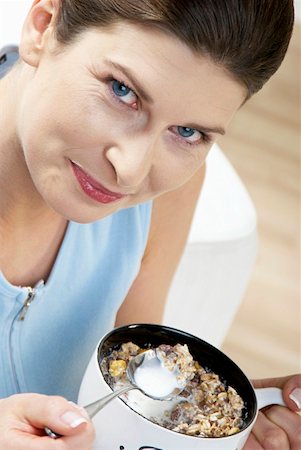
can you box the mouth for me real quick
[70,159,126,204]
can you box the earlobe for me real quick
[18,0,59,67]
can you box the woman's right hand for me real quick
[0,393,95,450]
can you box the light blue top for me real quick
[0,202,152,401]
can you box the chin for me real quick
[51,199,119,224]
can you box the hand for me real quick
[0,393,95,450]
[243,374,301,450]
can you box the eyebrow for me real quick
[104,59,226,135]
[104,59,154,104]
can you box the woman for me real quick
[0,1,299,449]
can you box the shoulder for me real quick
[145,164,206,257]
[0,46,19,78]
[114,164,206,326]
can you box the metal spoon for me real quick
[45,348,185,439]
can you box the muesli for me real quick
[101,342,245,438]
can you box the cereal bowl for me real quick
[78,324,284,450]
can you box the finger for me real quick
[265,405,301,450]
[251,410,290,449]
[243,432,263,450]
[252,374,301,412]
[2,434,54,450]
[59,427,96,450]
[9,432,94,450]
[11,423,95,450]
[251,376,294,390]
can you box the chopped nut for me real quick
[228,427,241,435]
[109,359,126,377]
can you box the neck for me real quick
[0,63,54,226]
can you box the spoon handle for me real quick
[85,384,135,418]
[45,384,135,439]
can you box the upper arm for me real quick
[115,164,206,327]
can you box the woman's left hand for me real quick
[243,374,301,449]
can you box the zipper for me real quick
[18,280,44,321]
[8,282,44,392]
[19,286,36,321]
[8,287,36,393]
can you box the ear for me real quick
[19,0,60,67]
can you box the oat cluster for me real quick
[156,343,196,387]
[101,341,245,438]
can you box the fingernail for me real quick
[68,401,90,419]
[60,411,88,428]
[289,388,301,409]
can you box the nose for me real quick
[105,134,157,190]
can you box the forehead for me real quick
[58,22,246,123]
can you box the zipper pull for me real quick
[19,287,35,321]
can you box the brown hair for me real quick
[55,0,294,98]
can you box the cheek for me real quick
[151,147,207,196]
[18,85,114,160]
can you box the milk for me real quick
[134,355,179,399]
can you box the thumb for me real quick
[251,374,301,412]
[17,393,89,435]
[283,374,301,412]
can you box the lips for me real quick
[70,160,125,204]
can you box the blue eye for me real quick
[177,127,196,138]
[172,126,204,144]
[111,79,138,107]
[112,80,130,97]
[168,125,211,146]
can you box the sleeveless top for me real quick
[0,48,153,402]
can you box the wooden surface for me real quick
[220,25,300,378]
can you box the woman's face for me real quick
[17,22,245,223]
